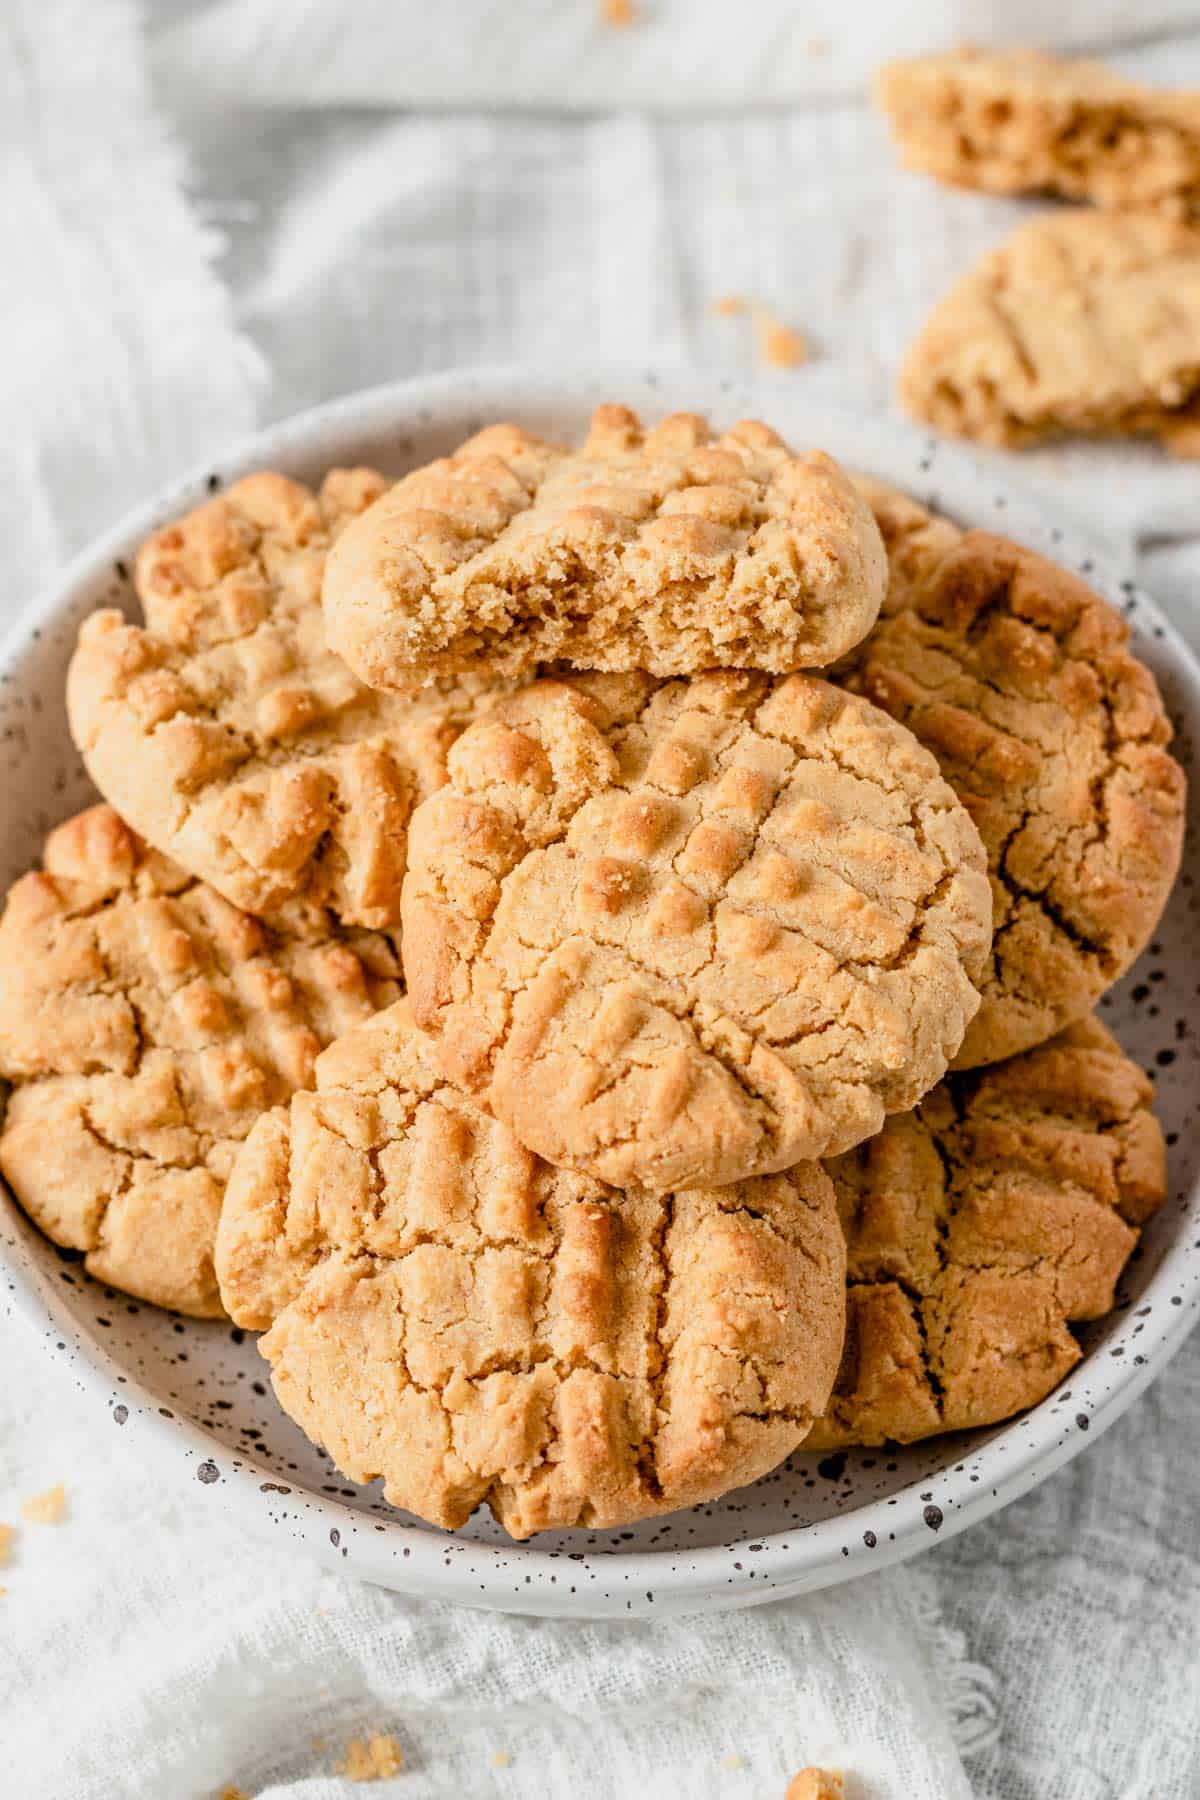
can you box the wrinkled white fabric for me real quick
[3,3,1200,1797]
[154,0,1200,110]
[1,0,261,616]
[3,1325,983,1800]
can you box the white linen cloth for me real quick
[156,0,1200,110]
[3,2,1200,1795]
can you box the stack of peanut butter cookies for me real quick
[0,406,1184,1537]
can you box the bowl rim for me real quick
[4,362,1199,1619]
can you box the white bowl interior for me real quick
[2,369,1199,1618]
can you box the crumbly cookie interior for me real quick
[323,405,887,686]
[877,48,1200,217]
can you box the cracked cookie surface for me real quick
[323,405,887,687]
[0,806,401,1316]
[877,48,1200,218]
[899,211,1200,452]
[216,999,845,1538]
[843,529,1185,1066]
[809,1015,1166,1448]
[402,670,991,1190]
[67,469,494,931]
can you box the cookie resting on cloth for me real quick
[0,806,400,1315]
[899,210,1200,453]
[66,469,494,932]
[322,405,887,686]
[808,1016,1166,1448]
[216,1001,845,1538]
[843,528,1185,1066]
[877,47,1200,218]
[401,670,992,1191]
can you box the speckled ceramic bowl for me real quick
[3,369,1199,1619]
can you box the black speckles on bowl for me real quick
[2,369,1200,1619]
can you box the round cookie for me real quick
[401,670,992,1191]
[0,805,401,1316]
[217,1000,846,1539]
[809,1015,1166,1450]
[67,469,495,932]
[323,405,887,687]
[843,528,1186,1066]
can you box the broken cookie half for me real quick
[216,1000,845,1537]
[323,405,887,686]
[877,47,1200,218]
[900,210,1200,454]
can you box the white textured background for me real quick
[4,2,1200,1795]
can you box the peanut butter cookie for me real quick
[217,1000,845,1538]
[877,48,1200,217]
[401,671,992,1190]
[67,470,493,931]
[850,474,961,621]
[899,211,1200,453]
[809,1016,1166,1449]
[0,806,401,1316]
[844,530,1185,1066]
[323,406,887,686]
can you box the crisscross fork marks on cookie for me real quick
[216,1000,845,1537]
[67,469,494,930]
[843,529,1185,1066]
[323,405,888,686]
[402,670,992,1191]
[809,1015,1167,1449]
[0,806,401,1316]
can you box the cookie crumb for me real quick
[785,1768,845,1800]
[722,1752,746,1770]
[336,1734,404,1782]
[754,307,808,368]
[600,0,636,25]
[218,1786,250,1800]
[21,1483,66,1525]
[711,296,809,366]
[807,37,829,56]
[489,1750,511,1769]
[312,1737,327,1752]
[0,1524,14,1564]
